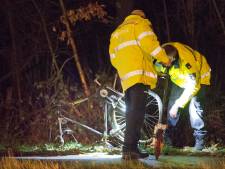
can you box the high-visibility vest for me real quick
[154,42,211,107]
[109,15,170,91]
[167,42,211,107]
[166,42,211,88]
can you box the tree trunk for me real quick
[31,0,59,75]
[212,0,225,37]
[59,0,90,96]
[5,0,22,112]
[163,0,171,41]
[181,0,196,47]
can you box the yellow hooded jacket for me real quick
[109,15,170,92]
[165,42,211,108]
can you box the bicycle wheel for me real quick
[140,90,163,143]
[108,90,163,144]
[107,98,126,144]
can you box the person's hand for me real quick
[169,104,179,118]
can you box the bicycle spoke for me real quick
[146,99,158,107]
[115,110,125,116]
[146,99,158,106]
[115,114,125,119]
[115,116,125,124]
[144,120,156,129]
[145,118,158,126]
[146,116,159,122]
[144,124,154,132]
[145,113,159,118]
[115,116,124,120]
[116,120,125,126]
[145,114,159,122]
[117,119,125,125]
[142,126,152,135]
[114,123,126,131]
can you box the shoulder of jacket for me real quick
[121,15,151,27]
[120,16,139,27]
[168,42,184,49]
[166,42,194,55]
[162,42,178,48]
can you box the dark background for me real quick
[0,0,224,145]
[0,0,225,91]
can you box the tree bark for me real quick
[163,0,171,41]
[59,0,90,96]
[181,0,196,47]
[31,0,59,75]
[5,0,22,112]
[212,0,225,37]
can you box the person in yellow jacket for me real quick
[109,9,171,159]
[155,42,211,150]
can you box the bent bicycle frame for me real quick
[56,87,125,145]
[56,84,166,161]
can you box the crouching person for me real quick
[155,42,211,150]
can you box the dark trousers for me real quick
[167,83,208,138]
[123,83,149,152]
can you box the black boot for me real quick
[193,130,207,151]
[122,146,149,160]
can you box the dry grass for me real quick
[0,157,59,169]
[1,157,225,169]
[198,160,225,169]
[0,157,149,169]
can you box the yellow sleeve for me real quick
[134,20,170,65]
[175,73,201,108]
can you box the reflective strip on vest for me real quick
[137,31,154,42]
[121,70,157,81]
[201,69,211,79]
[151,46,162,57]
[115,40,138,52]
[110,53,116,59]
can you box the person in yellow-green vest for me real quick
[155,42,211,151]
[109,9,171,160]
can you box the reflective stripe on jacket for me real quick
[109,15,170,91]
[166,42,211,107]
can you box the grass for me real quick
[150,145,225,157]
[1,142,225,157]
[0,142,225,169]
[0,157,225,169]
[0,141,122,156]
[0,158,149,169]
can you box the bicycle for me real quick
[55,78,165,154]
